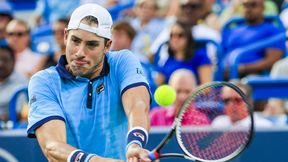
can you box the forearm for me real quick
[127,100,150,130]
[239,50,283,74]
[240,60,276,74]
[41,140,76,162]
[123,86,151,131]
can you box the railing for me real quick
[229,33,287,79]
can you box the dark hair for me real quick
[56,18,69,26]
[112,20,136,41]
[0,44,15,61]
[168,20,196,60]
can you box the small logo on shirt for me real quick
[136,68,143,74]
[97,83,105,94]
[133,132,145,142]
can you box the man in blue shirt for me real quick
[27,4,151,162]
[222,0,286,79]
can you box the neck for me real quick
[246,17,264,26]
[174,51,185,60]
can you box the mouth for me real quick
[73,59,88,66]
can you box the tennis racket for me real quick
[148,81,254,162]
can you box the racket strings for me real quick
[177,84,252,161]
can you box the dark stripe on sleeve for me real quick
[27,116,65,138]
[121,82,152,104]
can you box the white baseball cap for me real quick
[67,3,113,39]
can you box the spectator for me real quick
[129,0,168,57]
[263,98,288,126]
[0,1,13,45]
[5,19,48,78]
[153,20,213,85]
[0,45,28,122]
[212,80,273,127]
[265,57,288,114]
[149,0,220,72]
[44,18,69,68]
[219,0,279,28]
[222,0,286,79]
[150,69,210,126]
[111,20,158,106]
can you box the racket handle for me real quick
[148,151,159,161]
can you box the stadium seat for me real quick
[8,86,29,129]
[229,33,287,79]
[244,76,288,100]
[107,0,135,21]
[30,24,56,55]
[195,39,224,81]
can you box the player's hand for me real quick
[126,143,151,162]
[89,155,124,162]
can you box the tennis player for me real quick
[27,4,151,162]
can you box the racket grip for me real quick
[148,151,159,161]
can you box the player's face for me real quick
[64,28,111,79]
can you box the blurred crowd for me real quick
[0,0,288,129]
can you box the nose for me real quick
[75,44,85,58]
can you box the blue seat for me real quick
[8,87,29,129]
[108,0,135,21]
[30,24,56,55]
[195,39,223,81]
[244,77,288,100]
[229,33,287,79]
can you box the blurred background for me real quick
[0,0,288,161]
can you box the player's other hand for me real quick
[126,143,151,162]
[89,156,124,162]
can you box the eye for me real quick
[71,37,81,44]
[86,41,99,48]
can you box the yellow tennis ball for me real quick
[154,85,176,107]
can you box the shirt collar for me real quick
[56,55,110,80]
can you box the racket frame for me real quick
[149,81,254,162]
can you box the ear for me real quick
[64,28,69,44]
[104,39,112,53]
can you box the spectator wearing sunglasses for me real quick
[5,19,48,78]
[152,20,213,85]
[149,0,220,74]
[212,80,273,127]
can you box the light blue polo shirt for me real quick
[27,50,150,160]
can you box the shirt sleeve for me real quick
[114,50,151,96]
[27,70,65,138]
